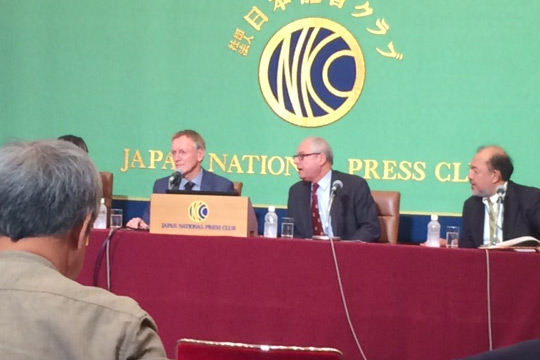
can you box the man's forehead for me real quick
[297,140,312,152]
[172,136,195,148]
[470,151,490,168]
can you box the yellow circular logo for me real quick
[259,18,365,128]
[188,201,209,222]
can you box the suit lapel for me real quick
[329,172,340,236]
[502,182,517,238]
[200,169,211,191]
[300,181,313,237]
[472,199,485,247]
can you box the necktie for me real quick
[311,183,323,236]
[184,182,195,191]
[488,199,497,245]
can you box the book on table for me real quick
[479,236,540,251]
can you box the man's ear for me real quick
[76,213,94,249]
[197,148,205,162]
[491,169,502,184]
[318,153,328,166]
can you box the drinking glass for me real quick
[446,226,460,248]
[281,217,294,238]
[110,209,123,229]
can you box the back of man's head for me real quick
[58,134,89,153]
[0,140,101,241]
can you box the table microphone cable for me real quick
[329,237,369,360]
[93,227,122,290]
[484,249,494,351]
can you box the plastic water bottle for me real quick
[426,214,441,247]
[263,206,278,238]
[94,198,108,229]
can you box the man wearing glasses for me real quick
[287,136,380,241]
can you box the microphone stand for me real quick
[495,193,504,244]
[168,171,182,191]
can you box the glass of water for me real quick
[446,226,460,248]
[110,209,123,229]
[281,217,294,238]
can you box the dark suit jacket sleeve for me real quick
[327,171,379,241]
[459,198,478,248]
[459,338,540,360]
[347,176,380,242]
[152,177,168,194]
[201,170,235,193]
[505,182,540,240]
[528,191,540,238]
[287,182,312,239]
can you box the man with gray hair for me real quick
[127,129,235,229]
[0,140,168,359]
[287,136,380,241]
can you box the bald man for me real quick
[459,145,540,248]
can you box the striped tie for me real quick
[488,199,497,245]
[311,183,323,236]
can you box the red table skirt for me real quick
[77,230,540,360]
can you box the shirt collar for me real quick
[0,250,57,272]
[181,169,203,188]
[482,181,508,204]
[191,169,203,187]
[315,170,332,191]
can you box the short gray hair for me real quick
[0,140,102,241]
[171,129,206,150]
[309,137,334,165]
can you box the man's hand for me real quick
[126,217,149,230]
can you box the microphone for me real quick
[331,180,343,193]
[325,180,344,236]
[168,170,183,190]
[496,186,505,202]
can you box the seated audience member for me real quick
[58,134,89,152]
[459,145,540,248]
[287,136,380,241]
[458,338,540,359]
[0,140,168,360]
[127,129,234,229]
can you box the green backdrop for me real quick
[2,0,539,215]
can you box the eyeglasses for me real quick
[293,152,321,161]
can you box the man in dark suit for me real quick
[458,338,540,359]
[287,137,380,241]
[127,130,234,229]
[459,145,540,248]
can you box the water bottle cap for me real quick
[268,205,275,212]
[100,198,105,204]
[431,214,438,221]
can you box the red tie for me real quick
[311,183,323,236]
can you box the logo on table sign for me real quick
[259,18,365,128]
[188,201,209,222]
